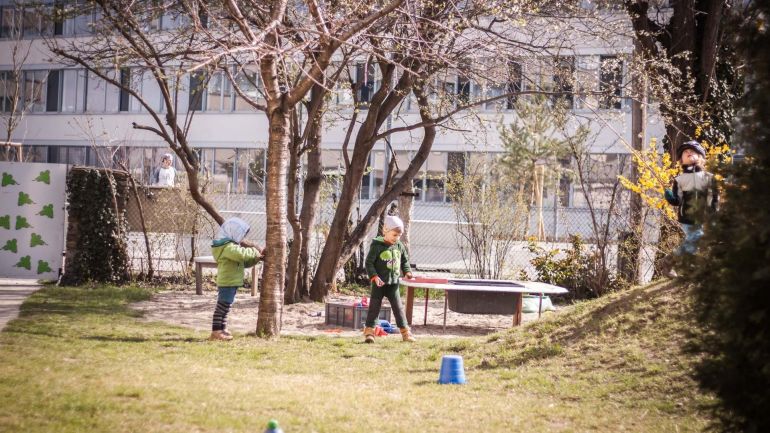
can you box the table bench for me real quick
[402,278,568,328]
[193,255,261,296]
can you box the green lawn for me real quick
[0,281,714,432]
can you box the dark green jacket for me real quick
[365,237,411,285]
[211,239,261,287]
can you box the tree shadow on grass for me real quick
[17,286,152,319]
[82,335,199,343]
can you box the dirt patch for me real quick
[131,290,556,338]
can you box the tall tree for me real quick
[309,0,583,300]
[624,0,732,158]
[47,0,406,337]
[221,0,405,336]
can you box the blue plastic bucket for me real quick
[438,355,466,385]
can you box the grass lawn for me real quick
[0,281,715,432]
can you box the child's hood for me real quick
[372,236,387,245]
[372,236,397,247]
[214,217,250,245]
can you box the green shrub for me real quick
[61,168,130,285]
[686,4,770,431]
[526,235,624,300]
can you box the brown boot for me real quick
[209,330,233,341]
[399,327,415,342]
[363,327,375,343]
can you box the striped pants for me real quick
[212,287,238,331]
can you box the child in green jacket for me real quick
[363,215,414,343]
[209,217,262,341]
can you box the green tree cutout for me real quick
[1,239,17,253]
[37,260,52,274]
[1,172,18,187]
[34,170,51,185]
[38,204,54,218]
[30,233,47,247]
[14,255,31,271]
[15,216,32,230]
[17,191,35,206]
[0,215,9,230]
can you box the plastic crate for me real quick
[325,302,392,329]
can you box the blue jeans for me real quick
[217,286,238,304]
[676,223,703,255]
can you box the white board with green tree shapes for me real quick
[0,162,67,280]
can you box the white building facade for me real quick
[0,1,667,274]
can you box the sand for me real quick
[131,290,557,339]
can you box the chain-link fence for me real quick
[123,187,664,283]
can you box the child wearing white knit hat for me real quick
[363,214,414,343]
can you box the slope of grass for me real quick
[0,281,714,432]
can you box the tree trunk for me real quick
[619,41,648,285]
[309,65,414,300]
[309,137,370,300]
[333,90,437,288]
[285,127,303,304]
[297,129,323,300]
[397,188,417,252]
[257,106,290,338]
[626,0,724,160]
[534,164,545,240]
[286,84,325,303]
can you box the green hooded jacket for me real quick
[365,236,411,285]
[211,240,260,287]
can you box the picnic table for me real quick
[402,277,568,328]
[193,256,261,296]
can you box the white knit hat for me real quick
[383,215,404,233]
[217,217,251,243]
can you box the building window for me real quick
[60,69,85,113]
[599,56,623,109]
[0,6,19,38]
[371,150,386,197]
[21,7,42,37]
[72,1,95,35]
[552,56,575,109]
[234,148,265,195]
[0,71,15,112]
[53,2,65,36]
[140,70,162,113]
[360,153,373,200]
[23,70,47,113]
[355,62,374,105]
[67,146,88,165]
[189,71,205,111]
[119,68,131,112]
[206,71,232,112]
[160,8,187,30]
[213,148,236,193]
[234,65,262,111]
[506,61,523,109]
[456,76,470,104]
[46,70,62,112]
[425,152,447,202]
[447,152,465,176]
[483,59,521,111]
[83,69,121,113]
